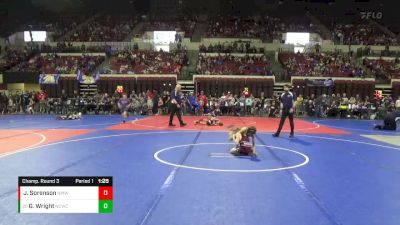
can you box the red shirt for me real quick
[197,94,208,108]
[38,92,47,101]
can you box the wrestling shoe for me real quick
[123,120,126,123]
[289,133,294,138]
[180,123,187,127]
[272,133,279,137]
[169,124,176,127]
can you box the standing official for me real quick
[273,85,295,138]
[169,84,186,127]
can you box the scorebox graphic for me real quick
[18,176,113,213]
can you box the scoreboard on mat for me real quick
[18,176,113,213]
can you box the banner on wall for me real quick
[116,85,124,93]
[374,90,383,100]
[306,78,334,87]
[39,74,60,84]
[77,70,100,84]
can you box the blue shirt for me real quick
[188,95,199,108]
[118,98,130,109]
[280,92,295,111]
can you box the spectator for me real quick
[245,95,254,115]
[295,94,304,116]
[152,90,159,115]
[396,96,400,110]
[306,99,316,117]
[188,92,199,115]
[37,90,48,114]
[0,92,7,114]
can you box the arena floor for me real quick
[0,115,399,225]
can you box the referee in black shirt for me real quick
[273,85,296,138]
[169,84,186,127]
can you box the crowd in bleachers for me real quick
[106,49,188,74]
[19,15,87,41]
[279,52,365,78]
[295,93,400,119]
[186,91,274,117]
[66,15,139,42]
[197,54,272,75]
[284,20,315,33]
[39,42,108,53]
[179,86,399,119]
[0,89,171,116]
[206,15,286,40]
[141,18,196,38]
[8,53,105,74]
[363,57,400,80]
[205,14,318,41]
[206,15,262,38]
[0,90,49,114]
[2,89,400,121]
[332,22,398,46]
[199,42,261,54]
[0,48,33,72]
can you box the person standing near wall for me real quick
[272,85,296,138]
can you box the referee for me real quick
[169,84,186,127]
[272,84,295,138]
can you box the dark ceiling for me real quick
[0,0,399,35]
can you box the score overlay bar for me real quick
[18,176,113,213]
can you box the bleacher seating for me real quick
[206,15,271,39]
[279,52,364,77]
[197,54,272,75]
[108,50,187,74]
[141,17,196,37]
[195,76,274,97]
[10,54,105,74]
[67,15,139,42]
[16,14,87,41]
[363,57,400,80]
[0,49,31,73]
[332,22,398,45]
[206,14,318,41]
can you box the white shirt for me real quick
[396,99,400,108]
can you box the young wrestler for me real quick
[194,110,223,126]
[228,126,257,156]
[118,93,131,123]
[374,111,400,130]
[58,112,82,120]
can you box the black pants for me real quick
[276,110,294,134]
[169,104,184,125]
[383,117,397,130]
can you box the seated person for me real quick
[58,112,82,120]
[228,126,257,156]
[194,111,223,126]
[374,111,400,130]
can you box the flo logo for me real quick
[360,11,383,20]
